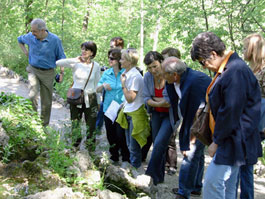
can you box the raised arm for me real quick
[18,43,29,57]
[56,58,79,68]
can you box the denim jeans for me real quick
[145,112,172,185]
[236,165,254,199]
[203,155,239,199]
[125,115,142,168]
[178,140,205,198]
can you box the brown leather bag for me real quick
[190,104,212,146]
[67,88,84,105]
[67,62,94,105]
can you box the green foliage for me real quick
[0,0,264,99]
[0,92,45,162]
[43,127,76,180]
[0,143,14,163]
[0,93,75,180]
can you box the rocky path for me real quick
[0,66,265,199]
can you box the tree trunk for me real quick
[139,0,144,70]
[24,0,33,33]
[228,13,237,51]
[201,0,209,30]
[44,0,49,20]
[82,0,91,31]
[221,0,237,51]
[153,17,161,51]
[61,0,65,42]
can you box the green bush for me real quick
[0,93,75,179]
[0,92,45,163]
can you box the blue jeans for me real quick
[178,140,205,198]
[125,115,142,168]
[145,112,172,185]
[236,165,254,199]
[203,155,239,199]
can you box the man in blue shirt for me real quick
[18,18,66,126]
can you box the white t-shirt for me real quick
[123,67,144,113]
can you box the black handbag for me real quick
[67,62,94,105]
[190,104,212,146]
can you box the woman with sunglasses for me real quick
[97,48,130,163]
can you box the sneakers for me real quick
[172,188,201,197]
[167,167,177,175]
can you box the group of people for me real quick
[18,18,264,199]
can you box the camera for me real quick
[55,73,60,83]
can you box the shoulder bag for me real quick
[67,62,94,105]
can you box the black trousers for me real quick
[104,115,130,162]
[70,93,98,141]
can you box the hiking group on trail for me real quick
[17,18,265,199]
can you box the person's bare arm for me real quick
[18,43,28,57]
[122,87,137,103]
[151,97,171,107]
[59,66,64,83]
[121,74,137,103]
[96,83,111,93]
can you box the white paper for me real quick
[104,100,121,123]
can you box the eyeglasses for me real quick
[198,56,211,66]
[108,57,116,61]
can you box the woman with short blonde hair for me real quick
[121,48,139,66]
[116,48,150,174]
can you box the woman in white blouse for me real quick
[56,41,101,147]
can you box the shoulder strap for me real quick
[83,61,94,90]
[206,51,233,135]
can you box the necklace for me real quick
[155,77,164,89]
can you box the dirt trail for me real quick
[0,66,264,199]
